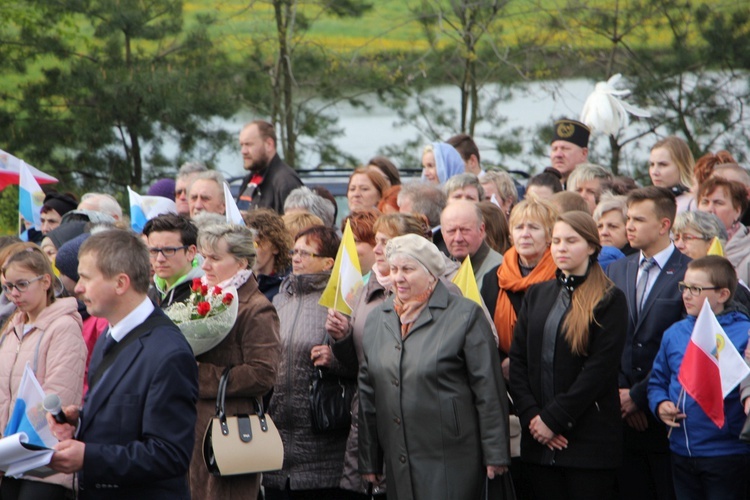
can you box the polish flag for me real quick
[678,300,750,428]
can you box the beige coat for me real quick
[0,297,85,490]
[189,275,281,500]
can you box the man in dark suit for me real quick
[236,120,302,214]
[606,186,690,500]
[49,230,198,499]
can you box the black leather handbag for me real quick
[309,366,356,433]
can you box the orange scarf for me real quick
[494,247,557,354]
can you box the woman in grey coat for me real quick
[358,234,511,500]
[263,226,352,499]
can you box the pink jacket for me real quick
[0,296,86,489]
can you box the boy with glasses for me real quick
[142,214,203,308]
[648,255,750,499]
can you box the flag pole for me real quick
[667,387,686,439]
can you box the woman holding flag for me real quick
[358,233,510,500]
[0,246,86,499]
[326,213,438,498]
[648,256,750,500]
[509,211,628,499]
[264,225,354,499]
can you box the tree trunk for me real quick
[273,0,297,168]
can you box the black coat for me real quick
[509,278,627,469]
[236,154,302,214]
[606,248,690,452]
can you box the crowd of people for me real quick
[2,117,750,500]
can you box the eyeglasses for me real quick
[2,275,45,294]
[674,233,710,243]
[678,282,721,296]
[175,188,187,196]
[148,246,189,258]
[288,249,324,259]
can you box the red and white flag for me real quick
[678,300,750,428]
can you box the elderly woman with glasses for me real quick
[0,246,86,500]
[359,234,510,500]
[672,211,727,260]
[189,224,281,500]
[264,226,355,499]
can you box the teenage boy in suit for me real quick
[607,186,690,500]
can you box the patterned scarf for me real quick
[203,269,253,292]
[393,281,435,338]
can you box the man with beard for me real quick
[236,120,302,214]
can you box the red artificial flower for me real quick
[196,301,211,317]
[213,286,223,295]
[222,293,234,306]
[191,278,202,292]
[200,285,209,296]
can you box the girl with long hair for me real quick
[649,136,695,213]
[509,211,628,499]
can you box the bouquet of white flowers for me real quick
[165,279,238,356]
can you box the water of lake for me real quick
[204,78,607,179]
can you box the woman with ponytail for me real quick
[509,211,628,499]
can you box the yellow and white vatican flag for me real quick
[451,256,482,306]
[319,220,363,315]
[707,237,724,257]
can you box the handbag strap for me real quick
[215,366,270,433]
[216,366,231,436]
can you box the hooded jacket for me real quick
[0,297,86,489]
[151,260,204,308]
[648,305,750,458]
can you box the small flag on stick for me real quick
[223,182,245,225]
[127,187,177,233]
[319,220,363,315]
[18,162,44,231]
[707,237,724,257]
[677,300,750,428]
[452,257,482,306]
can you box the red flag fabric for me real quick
[677,301,725,428]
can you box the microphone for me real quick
[43,394,69,425]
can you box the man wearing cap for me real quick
[550,118,590,186]
[41,192,79,235]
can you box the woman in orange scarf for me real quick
[479,198,558,499]
[481,199,559,359]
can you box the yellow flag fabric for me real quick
[319,220,363,315]
[707,236,724,257]
[451,257,482,306]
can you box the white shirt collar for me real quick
[108,297,155,342]
[640,242,675,270]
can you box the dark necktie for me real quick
[636,258,657,313]
[102,332,117,355]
